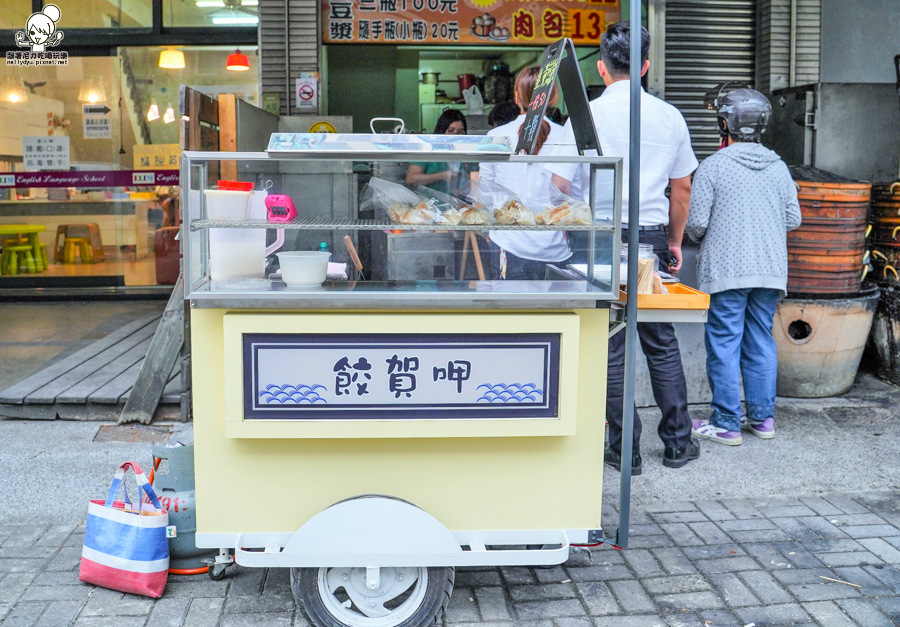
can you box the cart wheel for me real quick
[291,566,454,627]
[208,564,228,581]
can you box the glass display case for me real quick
[182,134,623,309]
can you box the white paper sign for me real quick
[83,104,112,139]
[243,333,560,419]
[295,73,318,110]
[23,136,69,171]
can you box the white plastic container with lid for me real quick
[277,251,332,287]
[206,186,284,281]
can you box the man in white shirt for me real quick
[549,21,700,475]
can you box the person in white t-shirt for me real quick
[479,66,570,280]
[548,21,700,475]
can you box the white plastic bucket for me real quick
[277,251,331,287]
[204,189,252,221]
[208,191,283,281]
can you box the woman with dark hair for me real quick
[479,66,570,280]
[488,101,521,128]
[406,109,474,193]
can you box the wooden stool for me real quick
[63,237,93,264]
[1,244,36,275]
[54,224,105,263]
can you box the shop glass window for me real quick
[1,1,35,30]
[163,0,259,28]
[50,0,153,28]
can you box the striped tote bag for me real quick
[79,462,170,598]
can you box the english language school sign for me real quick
[322,0,618,45]
[0,170,179,188]
[243,333,561,419]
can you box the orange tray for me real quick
[619,283,710,310]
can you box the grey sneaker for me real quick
[741,416,775,439]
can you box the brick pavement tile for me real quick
[836,598,896,627]
[293,614,311,627]
[718,499,763,520]
[734,603,810,624]
[659,524,702,547]
[698,610,742,626]
[654,591,724,612]
[641,575,711,596]
[145,597,190,627]
[622,549,664,578]
[772,568,840,585]
[821,495,869,515]
[686,522,731,545]
[680,544,745,560]
[650,549,698,575]
[30,572,80,587]
[626,536,675,550]
[662,614,702,627]
[35,600,84,627]
[726,529,792,544]
[693,501,736,522]
[750,496,806,508]
[455,570,502,587]
[801,538,863,553]
[35,526,77,549]
[263,568,291,595]
[73,617,147,627]
[787,582,861,602]
[831,566,895,596]
[757,505,818,519]
[740,543,793,570]
[706,573,759,608]
[864,564,900,592]
[639,502,699,514]
[223,594,295,614]
[43,547,81,572]
[0,548,57,560]
[533,566,567,583]
[499,567,536,585]
[770,541,825,569]
[801,600,856,626]
[886,536,900,550]
[630,524,664,537]
[715,519,775,532]
[514,598,587,619]
[508,584,577,602]
[573,581,618,616]
[858,537,900,564]
[873,596,900,621]
[855,492,900,512]
[797,516,849,539]
[651,512,710,525]
[769,517,822,541]
[554,618,592,627]
[184,598,224,627]
[62,533,85,549]
[80,596,154,617]
[798,496,845,517]
[0,602,11,622]
[828,513,888,526]
[0,573,36,604]
[592,616,666,627]
[736,570,794,604]
[0,560,48,574]
[20,585,92,602]
[475,587,511,621]
[694,557,759,575]
[607,580,654,614]
[220,612,293,627]
[565,565,632,582]
[841,525,900,539]
[2,601,47,627]
[815,551,883,568]
[444,587,480,623]
[4,526,49,548]
[228,567,267,596]
[573,549,624,567]
[161,580,229,598]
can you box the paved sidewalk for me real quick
[2,492,900,626]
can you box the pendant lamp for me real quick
[226,48,250,71]
[147,98,160,121]
[159,49,185,69]
[78,76,107,103]
[0,76,28,103]
[163,102,175,124]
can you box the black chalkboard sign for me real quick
[514,38,602,157]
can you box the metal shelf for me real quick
[190,218,616,232]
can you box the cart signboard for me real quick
[243,333,560,419]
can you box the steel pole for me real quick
[616,0,642,549]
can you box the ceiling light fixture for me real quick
[226,48,250,71]
[147,98,160,121]
[197,0,258,6]
[164,102,175,124]
[78,76,107,103]
[159,49,185,69]
[0,76,28,103]
[211,15,259,25]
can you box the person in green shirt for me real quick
[406,109,476,195]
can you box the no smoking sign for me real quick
[296,74,318,110]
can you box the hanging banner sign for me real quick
[0,170,180,188]
[322,0,618,45]
[243,333,561,420]
[133,144,181,171]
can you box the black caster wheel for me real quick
[208,563,229,581]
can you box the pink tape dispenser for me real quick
[265,194,297,222]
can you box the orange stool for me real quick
[63,237,93,264]
[54,224,105,263]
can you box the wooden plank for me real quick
[25,321,160,404]
[218,94,238,180]
[89,360,143,404]
[119,275,185,425]
[57,403,182,422]
[0,313,161,404]
[57,336,153,404]
[159,372,183,404]
[198,91,219,126]
[0,404,57,420]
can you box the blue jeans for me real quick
[705,288,781,432]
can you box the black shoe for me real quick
[663,438,701,468]
[604,448,642,476]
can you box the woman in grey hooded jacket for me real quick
[686,88,801,446]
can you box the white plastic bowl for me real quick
[277,251,332,287]
[204,189,252,220]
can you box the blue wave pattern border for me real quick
[259,384,328,404]
[476,383,543,403]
